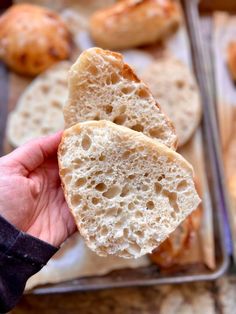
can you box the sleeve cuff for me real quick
[0,214,58,267]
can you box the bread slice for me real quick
[7,61,70,147]
[142,57,202,146]
[58,120,200,258]
[63,47,177,150]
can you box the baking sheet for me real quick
[0,0,226,291]
[213,12,236,259]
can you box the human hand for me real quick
[0,132,76,247]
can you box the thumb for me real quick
[4,131,63,173]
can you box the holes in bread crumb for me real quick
[123,228,129,238]
[111,72,119,84]
[100,226,108,236]
[107,207,119,216]
[103,185,121,199]
[94,114,100,120]
[128,174,135,180]
[136,88,149,98]
[94,171,103,176]
[157,174,165,181]
[117,208,122,215]
[104,105,113,114]
[146,201,154,210]
[128,203,134,210]
[121,86,134,94]
[123,151,131,159]
[141,184,148,191]
[163,190,179,213]
[60,168,70,176]
[177,180,188,192]
[134,230,144,237]
[176,80,185,89]
[89,235,96,242]
[149,127,163,138]
[87,64,98,75]
[81,135,91,150]
[75,177,86,188]
[155,182,162,194]
[73,159,84,168]
[99,155,106,161]
[120,184,130,197]
[171,211,176,219]
[71,194,81,206]
[95,183,106,192]
[120,105,126,114]
[52,100,61,109]
[131,124,144,132]
[113,114,127,125]
[64,175,72,184]
[135,211,143,218]
[92,197,100,205]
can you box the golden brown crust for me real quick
[227,41,236,81]
[89,0,181,50]
[0,4,72,76]
[150,206,202,268]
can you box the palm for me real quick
[0,133,76,247]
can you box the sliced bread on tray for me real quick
[58,120,200,259]
[7,61,70,147]
[63,47,178,150]
[142,56,201,146]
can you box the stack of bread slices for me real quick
[58,47,200,259]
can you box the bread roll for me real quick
[150,206,202,267]
[58,120,200,258]
[64,47,177,149]
[227,41,236,81]
[142,57,201,146]
[89,0,181,50]
[0,4,71,76]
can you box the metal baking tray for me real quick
[0,0,229,293]
[200,0,236,266]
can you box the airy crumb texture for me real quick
[7,62,70,147]
[58,120,200,259]
[142,57,202,146]
[64,47,177,150]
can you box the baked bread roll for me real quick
[150,206,202,267]
[89,0,181,50]
[142,57,201,146]
[58,120,200,258]
[7,62,70,147]
[0,4,71,76]
[64,47,177,150]
[227,41,236,81]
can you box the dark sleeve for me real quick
[0,215,58,313]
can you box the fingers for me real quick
[5,131,63,173]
